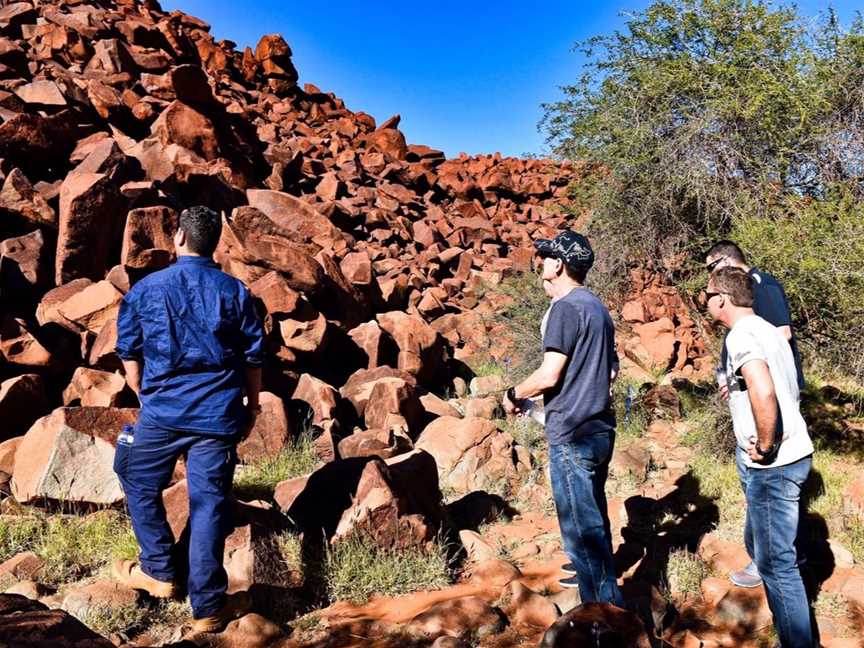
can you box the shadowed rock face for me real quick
[0,593,115,647]
[539,602,651,648]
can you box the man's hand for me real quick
[746,434,775,463]
[240,403,261,441]
[719,383,730,401]
[121,359,142,396]
[503,393,521,416]
[746,435,764,462]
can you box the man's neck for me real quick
[727,307,756,329]
[548,277,583,300]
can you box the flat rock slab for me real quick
[11,407,139,505]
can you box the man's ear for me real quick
[555,258,565,276]
[174,228,185,246]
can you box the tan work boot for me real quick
[192,591,253,633]
[112,560,176,598]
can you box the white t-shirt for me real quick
[724,314,813,469]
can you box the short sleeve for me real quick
[115,291,143,361]
[726,325,766,377]
[238,286,264,367]
[543,301,580,356]
[753,279,792,327]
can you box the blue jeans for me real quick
[113,424,237,618]
[548,431,623,606]
[737,451,815,648]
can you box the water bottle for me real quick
[624,385,635,423]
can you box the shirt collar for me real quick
[176,255,216,266]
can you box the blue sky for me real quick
[161,1,860,158]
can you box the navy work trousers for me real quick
[113,423,237,618]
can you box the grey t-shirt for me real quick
[542,287,617,445]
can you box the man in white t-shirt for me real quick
[705,266,816,648]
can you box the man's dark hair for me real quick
[564,264,589,284]
[179,206,222,256]
[711,266,753,307]
[705,240,747,263]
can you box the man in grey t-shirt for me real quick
[503,231,622,605]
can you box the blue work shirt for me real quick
[115,255,264,435]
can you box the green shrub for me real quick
[78,602,149,637]
[0,515,42,563]
[542,0,864,379]
[466,357,507,379]
[732,190,864,380]
[322,535,454,603]
[491,272,549,382]
[613,378,649,442]
[498,416,545,453]
[690,454,745,541]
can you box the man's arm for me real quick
[238,287,265,433]
[122,359,142,395]
[245,366,262,409]
[503,351,568,414]
[739,359,779,461]
[115,292,144,398]
[777,325,793,342]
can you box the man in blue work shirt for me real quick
[112,206,264,633]
[704,240,804,590]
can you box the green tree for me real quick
[543,0,864,378]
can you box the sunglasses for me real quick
[704,291,723,302]
[706,256,726,272]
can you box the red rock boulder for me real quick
[55,172,124,284]
[11,407,139,505]
[121,205,179,271]
[415,417,530,496]
[539,602,650,647]
[332,449,443,549]
[0,594,114,648]
[237,391,292,463]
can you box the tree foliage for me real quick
[543,0,864,378]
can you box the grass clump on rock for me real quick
[322,534,454,603]
[233,430,318,500]
[78,602,150,637]
[665,548,709,598]
[0,509,137,583]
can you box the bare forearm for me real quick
[749,388,778,449]
[245,366,262,407]
[514,368,557,400]
[121,359,142,395]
